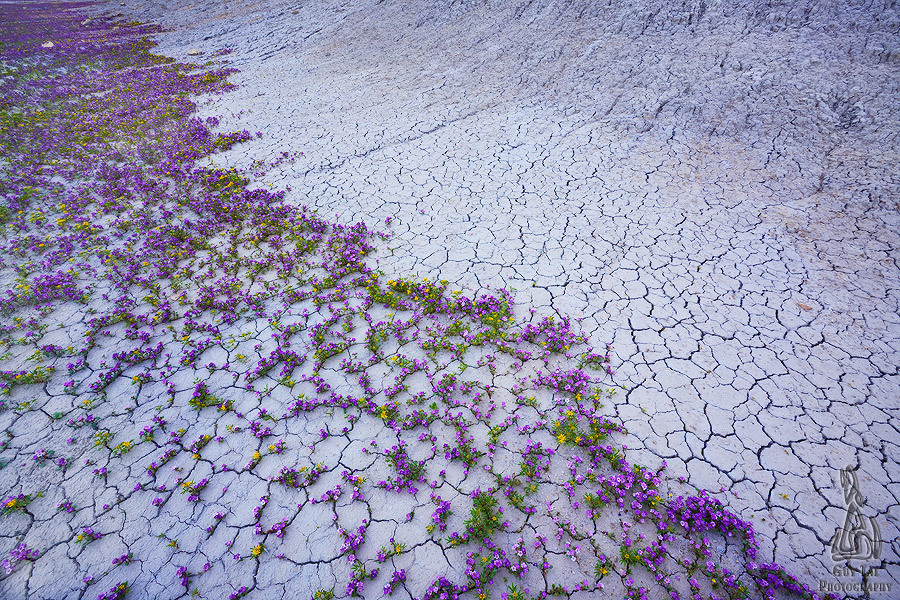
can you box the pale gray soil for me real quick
[48,0,900,595]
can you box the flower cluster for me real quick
[2,493,37,516]
[2,543,39,574]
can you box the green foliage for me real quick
[93,430,115,449]
[452,491,504,546]
[1,492,40,516]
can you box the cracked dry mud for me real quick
[1,1,898,599]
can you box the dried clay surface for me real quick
[0,1,898,600]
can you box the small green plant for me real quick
[0,366,54,392]
[551,409,584,446]
[505,585,527,600]
[93,430,115,449]
[450,491,504,546]
[547,584,567,596]
[111,440,134,456]
[188,381,220,410]
[97,581,129,600]
[312,589,335,600]
[595,556,612,579]
[620,543,645,569]
[75,526,102,545]
[376,541,406,561]
[2,492,40,516]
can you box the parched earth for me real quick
[0,1,898,599]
